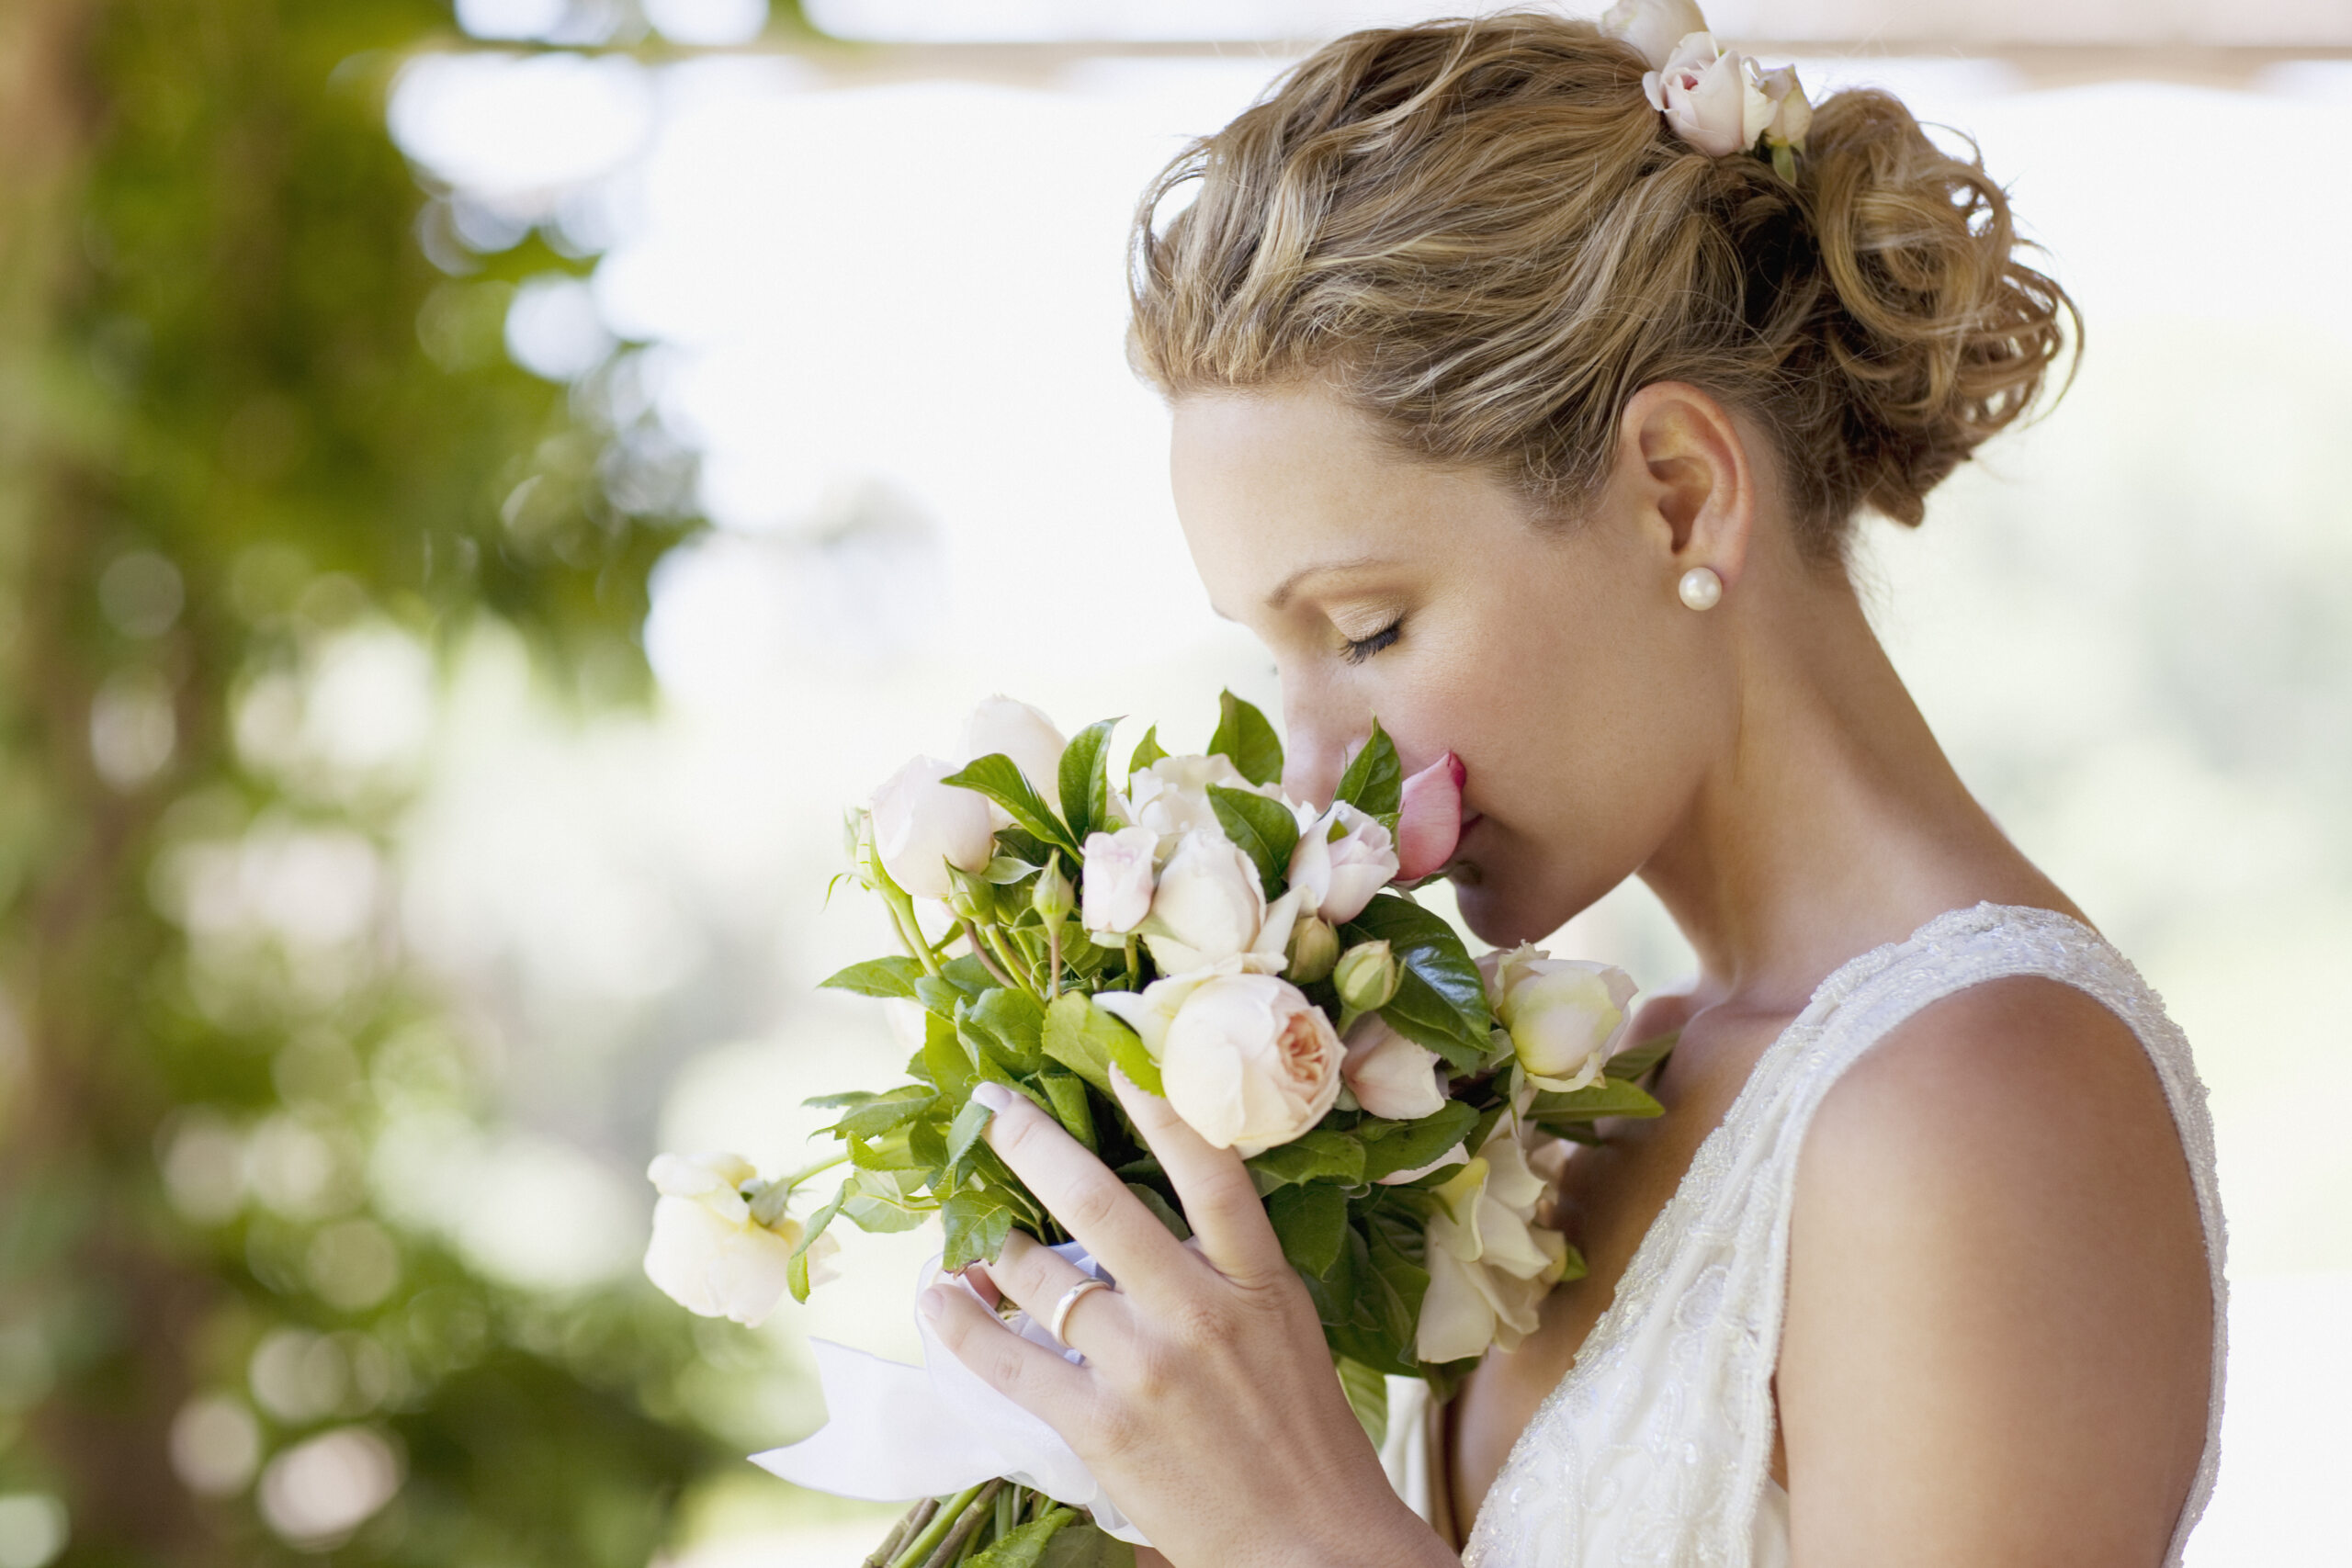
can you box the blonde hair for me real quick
[1125,12,2077,556]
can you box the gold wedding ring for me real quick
[1046,1276,1112,1347]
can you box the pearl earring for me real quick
[1678,566,1724,611]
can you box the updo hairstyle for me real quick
[1125,12,2078,558]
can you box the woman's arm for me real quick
[1778,976,2211,1565]
[924,1073,1456,1568]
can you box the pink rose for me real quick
[1394,751,1466,880]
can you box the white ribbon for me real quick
[752,1244,1150,1546]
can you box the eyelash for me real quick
[1341,616,1404,666]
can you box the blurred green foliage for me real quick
[0,1,797,1562]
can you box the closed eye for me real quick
[1341,617,1403,666]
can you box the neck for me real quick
[1639,567,2074,1013]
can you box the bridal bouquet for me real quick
[642,694,1673,1564]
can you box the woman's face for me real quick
[1169,384,1736,945]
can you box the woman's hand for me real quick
[922,1071,1454,1568]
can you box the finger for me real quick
[921,1282,1090,1422]
[1111,1066,1289,1285]
[971,1082,1195,1298]
[978,1231,1131,1359]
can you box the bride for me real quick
[919,8,2224,1564]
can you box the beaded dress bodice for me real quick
[1460,904,2228,1568]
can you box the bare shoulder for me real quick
[1778,976,2213,1565]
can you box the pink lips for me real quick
[1394,751,1467,880]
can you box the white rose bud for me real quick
[1755,62,1812,148]
[1287,802,1399,925]
[1138,829,1300,976]
[1340,1011,1447,1122]
[870,755,996,902]
[1334,939,1401,1014]
[1032,856,1075,925]
[1080,826,1158,939]
[1415,1122,1570,1362]
[1481,944,1640,1093]
[963,694,1067,801]
[1156,973,1344,1156]
[1286,914,1340,984]
[1643,32,1771,158]
[642,1153,837,1326]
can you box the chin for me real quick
[1449,867,1558,949]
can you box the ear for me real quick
[1610,382,1757,595]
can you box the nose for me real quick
[1279,678,1364,807]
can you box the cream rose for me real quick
[1340,1011,1447,1122]
[1481,945,1640,1093]
[643,1153,838,1327]
[1136,829,1300,975]
[1600,0,1708,70]
[1288,801,1399,924]
[1754,62,1812,148]
[1415,1122,1571,1362]
[1080,825,1159,939]
[869,755,996,902]
[1102,970,1342,1156]
[1125,753,1284,850]
[962,694,1067,801]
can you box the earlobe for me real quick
[1618,382,1757,598]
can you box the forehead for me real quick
[1170,386,1526,587]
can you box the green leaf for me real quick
[1605,1029,1679,1084]
[1039,993,1115,1096]
[1267,1182,1348,1276]
[1207,689,1284,787]
[822,1086,937,1140]
[1335,1354,1390,1449]
[1125,1182,1191,1241]
[1356,1099,1478,1184]
[1333,718,1403,819]
[1057,717,1119,843]
[1344,896,1489,1066]
[1207,784,1301,898]
[786,1180,851,1303]
[817,955,925,1000]
[920,1009,977,1100]
[968,1507,1079,1568]
[1039,1073,1096,1150]
[1527,1077,1665,1125]
[941,953,998,996]
[1105,1010,1170,1100]
[847,1129,924,1172]
[994,827,1056,867]
[942,1188,1017,1270]
[1126,725,1168,777]
[1246,1129,1364,1191]
[1037,1521,1136,1568]
[942,753,1079,854]
[945,1097,996,1171]
[802,1089,881,1111]
[962,987,1046,1074]
[840,1168,933,1234]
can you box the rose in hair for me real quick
[1600,0,1707,71]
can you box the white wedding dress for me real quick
[1451,902,2229,1568]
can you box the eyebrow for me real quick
[1264,554,1401,611]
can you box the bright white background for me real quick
[368,17,2352,1562]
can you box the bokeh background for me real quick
[1,1,2345,1563]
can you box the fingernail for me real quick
[917,1285,945,1321]
[970,1082,1014,1112]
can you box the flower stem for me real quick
[918,1479,1003,1568]
[1046,922,1062,1000]
[780,1150,850,1193]
[888,1486,977,1568]
[865,1497,933,1568]
[959,922,1016,989]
